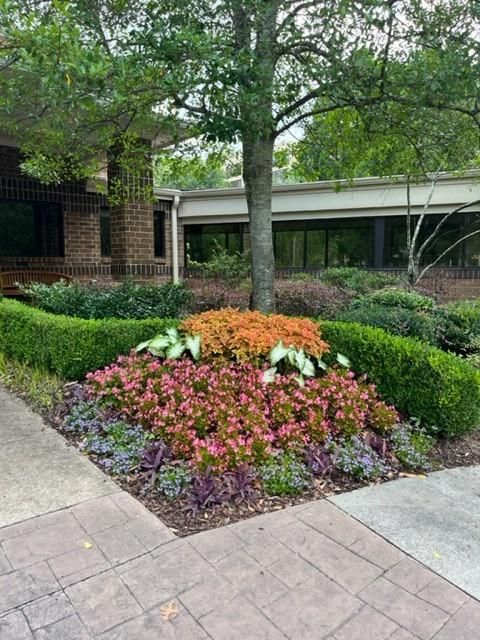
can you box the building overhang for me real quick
[177,172,480,224]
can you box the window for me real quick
[154,210,165,258]
[327,227,374,267]
[0,200,63,257]
[185,224,243,263]
[100,207,111,257]
[273,223,305,268]
[273,220,374,268]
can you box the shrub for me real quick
[321,321,480,436]
[24,280,192,320]
[188,243,250,285]
[320,267,402,294]
[338,304,439,345]
[275,280,354,319]
[86,354,397,471]
[351,288,435,311]
[260,453,311,496]
[440,299,480,352]
[0,299,178,379]
[180,308,329,362]
[186,279,250,313]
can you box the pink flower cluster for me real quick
[87,353,398,471]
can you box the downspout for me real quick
[171,194,180,283]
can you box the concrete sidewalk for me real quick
[0,385,479,639]
[331,466,480,600]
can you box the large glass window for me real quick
[327,227,374,267]
[273,223,305,268]
[305,228,326,268]
[185,223,243,263]
[0,200,63,257]
[384,214,475,268]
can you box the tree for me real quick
[155,143,239,190]
[1,1,479,311]
[404,174,480,286]
[282,106,480,183]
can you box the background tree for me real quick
[1,1,479,310]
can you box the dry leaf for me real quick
[160,600,180,622]
[433,551,442,559]
[83,541,93,549]
[398,472,427,479]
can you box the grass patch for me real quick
[0,352,65,412]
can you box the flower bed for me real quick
[59,309,439,534]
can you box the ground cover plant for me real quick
[57,308,456,534]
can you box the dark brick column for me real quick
[107,142,156,280]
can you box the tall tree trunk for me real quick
[243,136,275,313]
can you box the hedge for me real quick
[0,299,178,380]
[321,320,480,437]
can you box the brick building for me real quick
[1,134,480,298]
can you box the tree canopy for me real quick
[1,0,479,310]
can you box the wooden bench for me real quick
[0,271,73,297]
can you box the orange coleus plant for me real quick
[180,308,329,363]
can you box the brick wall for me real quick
[0,143,174,282]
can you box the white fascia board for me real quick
[179,175,480,222]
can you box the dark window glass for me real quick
[100,207,111,257]
[0,200,63,257]
[154,210,165,257]
[185,224,243,263]
[274,229,305,268]
[306,229,326,268]
[327,227,374,267]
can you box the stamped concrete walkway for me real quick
[0,386,479,640]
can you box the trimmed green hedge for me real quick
[0,299,178,379]
[321,321,480,437]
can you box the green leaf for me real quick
[262,367,277,383]
[166,342,186,359]
[269,340,289,365]
[287,348,297,366]
[336,353,351,368]
[148,347,165,357]
[185,334,201,360]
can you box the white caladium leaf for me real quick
[336,353,351,368]
[165,327,179,342]
[269,340,289,366]
[148,347,165,357]
[293,375,305,387]
[287,348,297,366]
[317,358,328,371]
[301,358,316,377]
[136,340,151,352]
[148,335,171,351]
[262,367,277,383]
[185,334,201,360]
[166,342,186,359]
[295,349,306,372]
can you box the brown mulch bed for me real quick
[430,430,480,470]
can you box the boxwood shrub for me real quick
[0,299,178,380]
[321,320,480,437]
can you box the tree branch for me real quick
[417,226,480,282]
